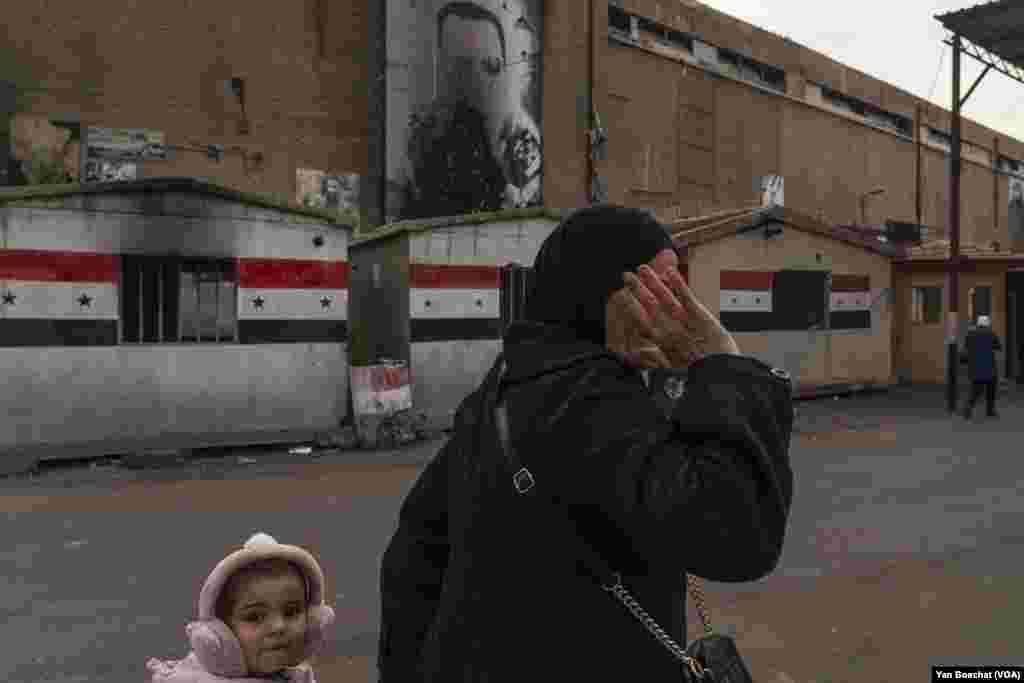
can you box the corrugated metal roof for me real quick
[936,0,1024,68]
[0,177,355,227]
[671,205,900,257]
[898,238,1024,261]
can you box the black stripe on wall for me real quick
[720,312,781,333]
[721,310,872,332]
[410,318,503,343]
[830,311,872,330]
[237,320,349,344]
[0,319,118,347]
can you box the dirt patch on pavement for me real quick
[0,462,423,513]
[305,556,1021,683]
[688,557,1021,683]
[794,429,901,448]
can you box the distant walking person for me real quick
[962,315,1003,420]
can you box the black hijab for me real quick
[524,205,676,346]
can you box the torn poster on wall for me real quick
[761,175,784,208]
[82,127,168,182]
[385,0,543,222]
[296,169,360,211]
[350,360,413,417]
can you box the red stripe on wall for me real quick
[720,270,774,291]
[410,264,501,289]
[237,258,349,289]
[830,274,871,292]
[0,249,119,283]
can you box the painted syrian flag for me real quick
[409,264,502,342]
[0,249,120,346]
[719,269,836,332]
[829,274,872,330]
[719,270,775,332]
[236,258,349,343]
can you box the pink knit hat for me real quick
[185,533,335,678]
[197,532,326,619]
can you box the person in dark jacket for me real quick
[377,205,795,682]
[962,314,1003,419]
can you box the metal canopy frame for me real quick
[938,1,1024,91]
[934,1,1024,412]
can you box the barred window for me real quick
[121,256,237,343]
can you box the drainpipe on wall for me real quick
[589,0,598,205]
[915,104,922,227]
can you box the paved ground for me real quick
[2,385,1023,682]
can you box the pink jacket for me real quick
[146,653,317,683]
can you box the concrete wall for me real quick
[1,192,347,258]
[407,216,555,266]
[1,344,347,449]
[411,339,504,424]
[0,186,351,454]
[688,226,893,388]
[406,216,557,423]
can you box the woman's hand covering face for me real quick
[617,264,740,370]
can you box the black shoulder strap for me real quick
[493,361,621,589]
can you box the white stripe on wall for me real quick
[3,209,347,260]
[408,220,557,267]
[0,281,118,319]
[410,288,500,319]
[237,288,348,320]
[830,291,870,312]
[719,289,772,313]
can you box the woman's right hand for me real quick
[621,264,740,369]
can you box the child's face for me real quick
[223,562,309,676]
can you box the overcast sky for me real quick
[704,0,1024,143]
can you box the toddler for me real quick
[146,533,336,682]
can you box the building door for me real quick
[1010,291,1018,381]
[774,269,829,331]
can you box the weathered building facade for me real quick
[8,0,1024,413]
[673,206,899,393]
[1,0,375,219]
[7,1,1024,245]
[349,208,562,426]
[0,178,352,460]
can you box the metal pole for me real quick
[946,35,963,413]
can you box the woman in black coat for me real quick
[377,206,794,681]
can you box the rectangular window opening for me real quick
[912,286,943,325]
[969,286,992,324]
[120,255,235,345]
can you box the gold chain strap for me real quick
[685,573,715,636]
[603,576,709,679]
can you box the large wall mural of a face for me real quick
[386,0,543,222]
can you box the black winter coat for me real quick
[962,327,1002,382]
[377,322,795,682]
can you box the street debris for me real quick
[288,446,313,456]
